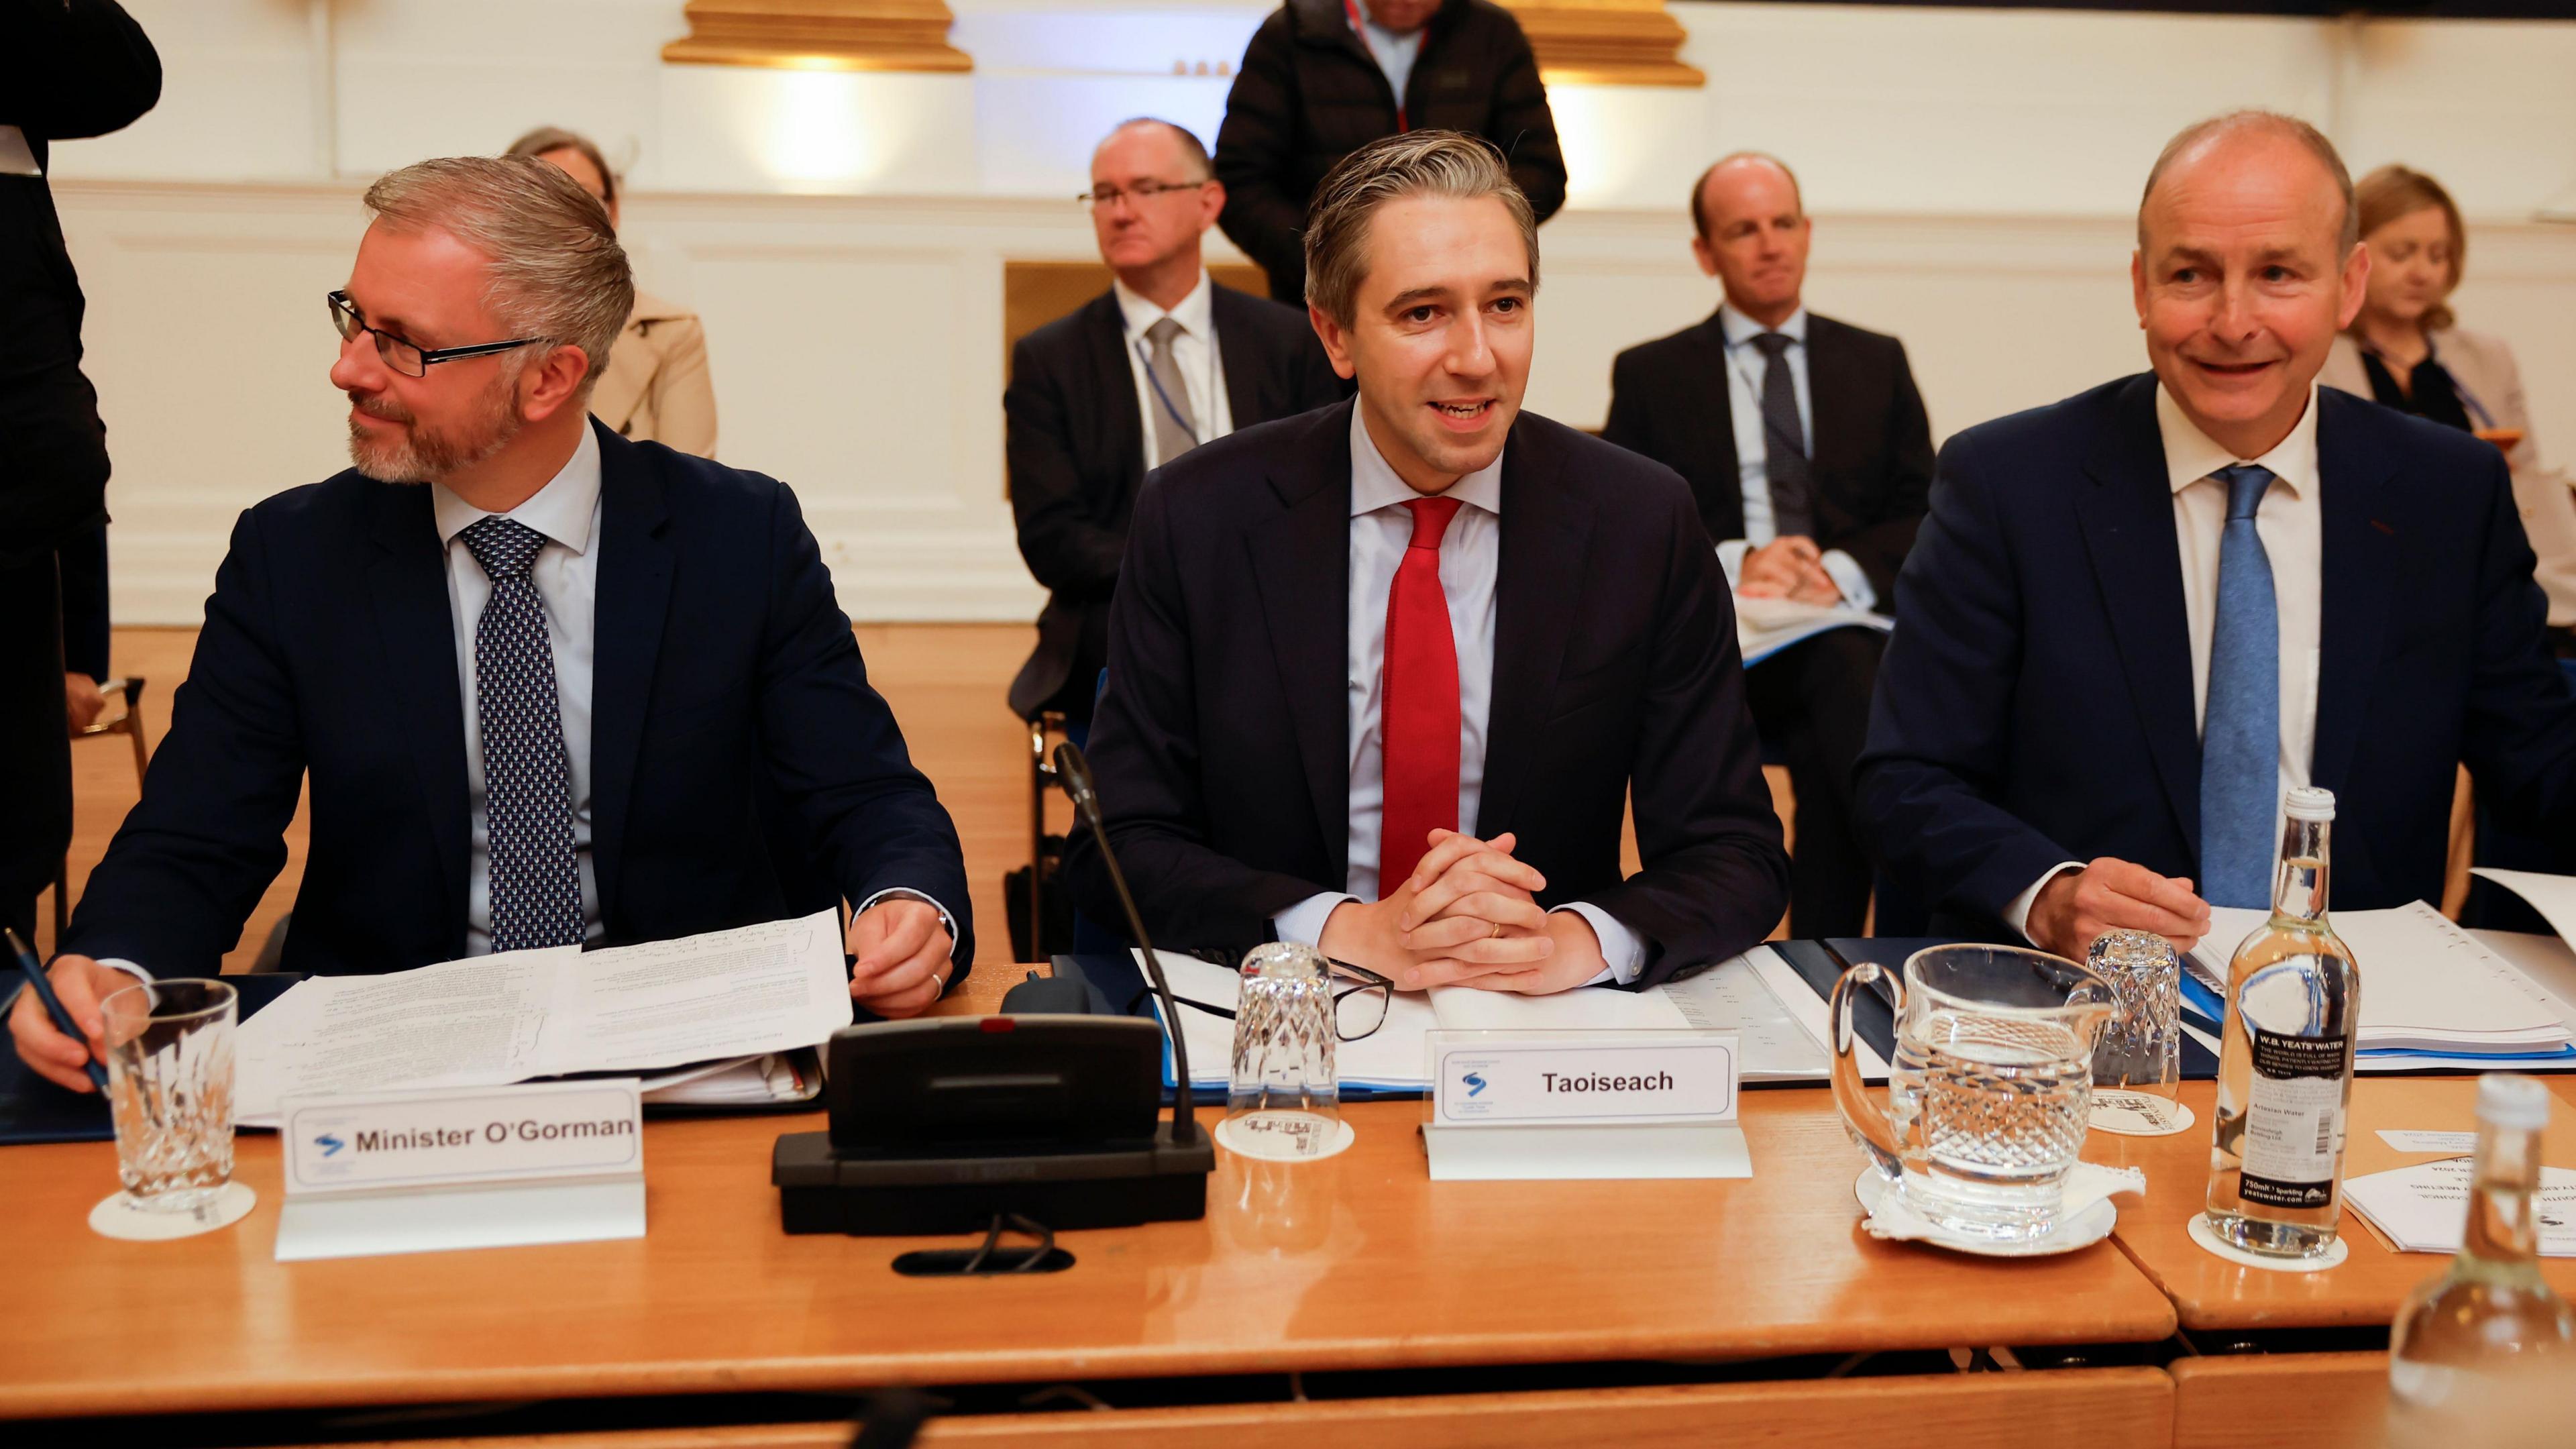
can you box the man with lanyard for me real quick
[1005,117,1340,732]
[1212,0,1567,305]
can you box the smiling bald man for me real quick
[1858,110,2576,961]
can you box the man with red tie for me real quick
[1066,132,1786,993]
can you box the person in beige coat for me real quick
[2322,164,2576,649]
[506,126,717,458]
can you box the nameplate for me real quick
[1431,1032,1737,1127]
[274,1080,645,1262]
[1420,1031,1749,1182]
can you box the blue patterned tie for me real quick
[459,517,584,952]
[2199,464,2279,910]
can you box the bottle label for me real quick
[2238,1027,2349,1209]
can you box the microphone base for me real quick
[772,1120,1215,1236]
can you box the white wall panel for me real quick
[31,1,2576,626]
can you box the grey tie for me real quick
[1142,316,1200,466]
[1750,331,1814,539]
[458,517,584,953]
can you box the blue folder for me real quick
[1767,937,2226,1081]
[1051,951,1430,1102]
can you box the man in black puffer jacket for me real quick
[1214,0,1565,304]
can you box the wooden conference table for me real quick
[3,951,2569,1446]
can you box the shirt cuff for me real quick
[1818,549,1876,612]
[1554,902,1646,987]
[1715,538,1752,590]
[855,889,958,967]
[2002,863,2085,945]
[1272,892,1358,949]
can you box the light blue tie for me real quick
[2199,464,2279,910]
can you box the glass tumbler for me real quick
[1222,942,1344,1161]
[100,978,239,1212]
[2087,930,2183,1099]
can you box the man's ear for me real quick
[2130,250,2150,330]
[1309,304,1358,381]
[2335,242,2371,332]
[520,343,594,423]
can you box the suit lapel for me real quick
[1084,292,1147,501]
[1478,423,1595,834]
[1803,315,1855,482]
[1212,286,1273,427]
[1246,405,1356,874]
[1684,313,1744,535]
[2310,392,2398,798]
[587,422,676,927]
[365,484,470,941]
[2074,376,2202,851]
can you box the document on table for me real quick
[2188,900,2573,1057]
[2345,1159,2576,1256]
[1734,595,1892,667]
[1150,944,1830,1091]
[236,910,851,1124]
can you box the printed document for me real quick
[1150,945,1829,1091]
[2345,1159,2576,1256]
[237,910,850,1123]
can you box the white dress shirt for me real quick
[2003,381,2324,940]
[1269,407,1647,985]
[1711,305,1878,611]
[1114,271,1234,472]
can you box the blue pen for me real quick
[5,928,111,1091]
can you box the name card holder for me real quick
[274,1080,646,1262]
[1419,1030,1750,1181]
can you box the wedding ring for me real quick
[1489,918,1503,941]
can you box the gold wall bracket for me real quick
[661,1,973,74]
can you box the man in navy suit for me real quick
[1067,132,1786,994]
[14,156,970,1091]
[1859,111,2576,961]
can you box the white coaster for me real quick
[2090,1090,2196,1137]
[89,1181,258,1242]
[1216,1111,1353,1163]
[1854,1166,2126,1257]
[2186,1212,2351,1273]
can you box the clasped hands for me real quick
[1737,535,1841,606]
[1319,828,1606,995]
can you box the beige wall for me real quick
[50,1,2576,625]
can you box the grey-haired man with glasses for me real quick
[13,154,971,1093]
[1006,117,1340,731]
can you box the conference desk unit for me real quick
[10,956,2570,1447]
[3,965,2184,1446]
[2102,1075,2576,1449]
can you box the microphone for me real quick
[1053,741,1199,1144]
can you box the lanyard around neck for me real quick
[1344,0,1409,130]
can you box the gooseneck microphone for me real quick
[1053,741,1199,1144]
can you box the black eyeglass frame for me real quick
[1076,178,1213,211]
[328,290,546,378]
[1146,956,1397,1043]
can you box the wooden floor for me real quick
[48,625,1792,973]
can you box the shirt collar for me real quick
[1348,402,1504,519]
[2153,379,2320,500]
[1719,303,1808,350]
[1112,270,1215,344]
[431,421,604,553]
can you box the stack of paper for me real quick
[2182,900,2576,1067]
[2345,1158,2576,1256]
[1146,945,1833,1093]
[634,1053,815,1107]
[1734,596,1892,667]
[235,910,852,1124]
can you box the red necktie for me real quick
[1377,496,1464,898]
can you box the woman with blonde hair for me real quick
[2324,164,2576,653]
[505,126,718,458]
